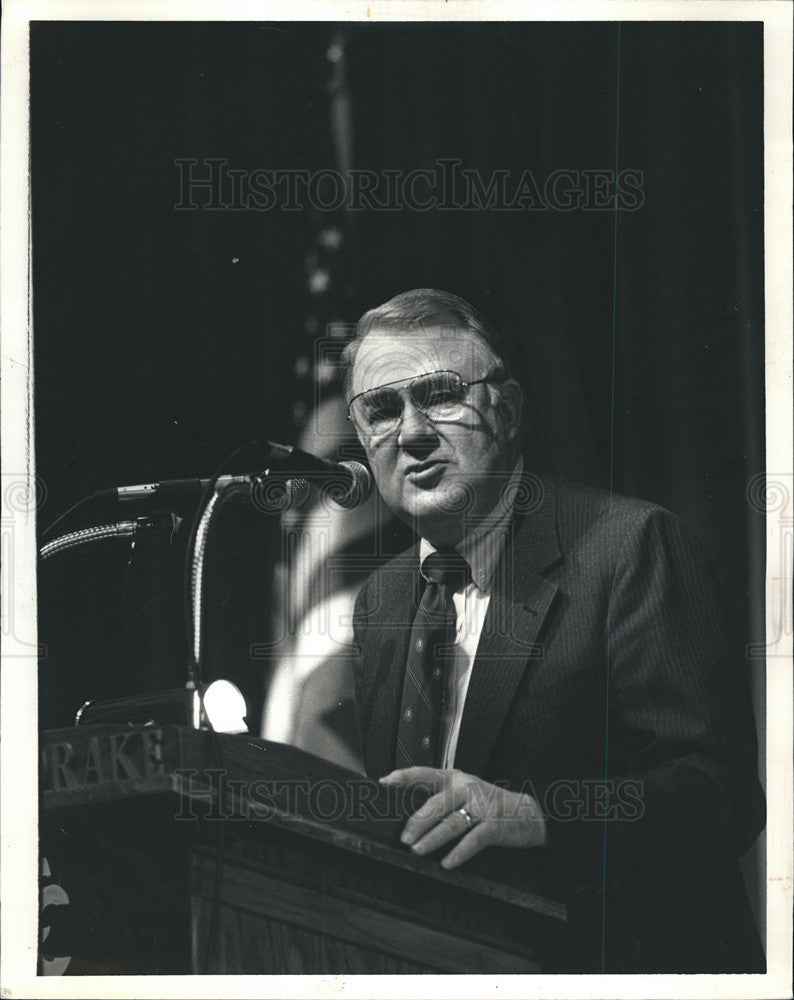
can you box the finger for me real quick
[379,767,444,787]
[410,808,473,856]
[440,822,493,869]
[401,787,467,845]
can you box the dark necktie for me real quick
[394,550,471,769]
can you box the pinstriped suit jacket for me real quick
[351,475,765,970]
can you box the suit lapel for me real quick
[453,476,563,776]
[359,545,421,778]
[359,475,564,779]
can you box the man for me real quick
[343,288,765,972]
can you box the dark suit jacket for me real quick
[351,476,765,972]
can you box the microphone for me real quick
[259,441,372,509]
[110,444,372,511]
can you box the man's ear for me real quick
[497,378,523,443]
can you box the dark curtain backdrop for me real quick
[32,19,765,921]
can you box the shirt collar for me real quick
[419,456,524,593]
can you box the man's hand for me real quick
[379,766,547,869]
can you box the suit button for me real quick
[432,667,442,681]
[421,736,431,751]
[403,708,413,723]
[415,639,424,652]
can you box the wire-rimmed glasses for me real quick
[347,369,501,439]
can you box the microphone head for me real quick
[250,474,310,513]
[282,477,311,510]
[333,460,373,509]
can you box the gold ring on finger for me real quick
[457,806,474,830]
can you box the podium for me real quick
[39,722,605,975]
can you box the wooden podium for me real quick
[39,723,600,975]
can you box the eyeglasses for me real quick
[347,369,501,438]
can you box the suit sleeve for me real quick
[545,505,765,863]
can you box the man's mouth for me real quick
[404,459,448,487]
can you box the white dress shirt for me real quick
[418,457,524,769]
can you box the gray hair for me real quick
[340,288,511,397]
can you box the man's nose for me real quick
[397,399,437,452]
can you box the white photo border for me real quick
[1,2,791,998]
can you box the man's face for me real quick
[349,326,521,547]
